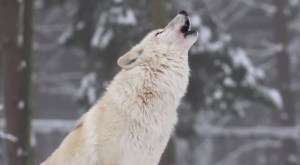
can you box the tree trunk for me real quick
[0,0,34,164]
[274,0,298,164]
[150,0,169,28]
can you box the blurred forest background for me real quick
[0,0,300,165]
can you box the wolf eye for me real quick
[155,30,164,36]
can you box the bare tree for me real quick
[0,0,34,164]
[274,0,298,165]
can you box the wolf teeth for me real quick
[188,16,191,30]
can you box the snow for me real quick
[17,0,24,48]
[199,26,212,44]
[76,21,85,30]
[18,60,27,71]
[267,88,283,109]
[195,125,300,139]
[91,7,136,49]
[260,4,276,16]
[207,41,225,52]
[0,130,18,142]
[87,90,97,105]
[199,34,230,52]
[91,23,105,48]
[0,119,75,134]
[190,15,202,27]
[213,89,223,100]
[99,30,113,49]
[91,14,113,49]
[17,35,24,47]
[30,130,37,147]
[272,43,284,52]
[289,0,300,7]
[18,100,25,110]
[205,97,213,105]
[221,63,232,75]
[231,47,265,84]
[113,0,123,3]
[110,8,137,25]
[32,119,75,133]
[231,48,252,69]
[17,147,27,157]
[288,154,299,164]
[58,26,73,44]
[223,77,236,87]
[255,69,265,79]
[76,72,97,105]
[121,9,137,25]
[34,0,44,9]
[0,119,292,140]
[213,140,281,165]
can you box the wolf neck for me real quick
[102,54,190,125]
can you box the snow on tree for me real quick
[19,0,300,164]
[183,15,282,117]
[0,0,34,164]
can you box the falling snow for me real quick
[199,26,212,43]
[18,60,27,71]
[17,35,24,47]
[2,1,298,164]
[17,147,27,157]
[113,0,123,3]
[18,100,25,110]
[76,21,85,30]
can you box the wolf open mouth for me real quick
[179,10,197,37]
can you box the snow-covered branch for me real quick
[33,42,59,52]
[233,0,276,16]
[213,139,281,165]
[196,125,300,139]
[1,119,298,140]
[0,119,75,134]
[33,72,83,96]
[0,130,18,143]
[35,24,69,33]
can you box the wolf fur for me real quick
[41,11,198,165]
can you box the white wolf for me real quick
[41,10,198,165]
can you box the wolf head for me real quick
[118,10,198,69]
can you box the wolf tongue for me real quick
[181,25,189,33]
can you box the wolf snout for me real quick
[177,10,197,37]
[179,10,188,16]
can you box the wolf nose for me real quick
[179,10,188,16]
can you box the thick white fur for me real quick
[41,13,198,165]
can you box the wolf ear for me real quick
[117,52,140,69]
